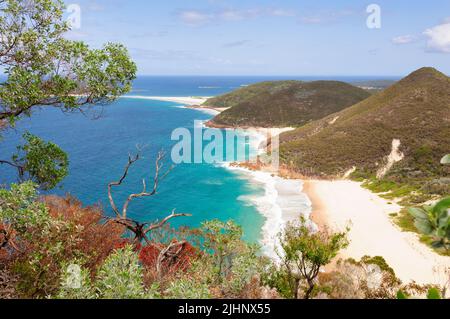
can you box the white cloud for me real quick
[392,34,416,45]
[178,10,213,26]
[219,9,246,21]
[424,23,450,53]
[267,9,296,17]
[177,7,295,26]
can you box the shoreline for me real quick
[302,180,450,286]
[121,95,209,106]
[156,97,306,259]
[128,95,449,286]
[222,162,311,259]
[121,95,228,115]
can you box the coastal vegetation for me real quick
[2,186,445,299]
[408,197,450,252]
[264,219,349,299]
[277,68,449,255]
[0,0,448,300]
[279,68,450,198]
[205,80,370,127]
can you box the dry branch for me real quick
[106,151,189,245]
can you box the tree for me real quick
[107,151,190,245]
[271,219,349,299]
[0,132,68,190]
[0,181,50,240]
[196,220,244,283]
[164,220,267,299]
[0,0,136,188]
[0,183,127,298]
[0,0,136,126]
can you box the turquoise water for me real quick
[0,75,393,243]
[0,97,265,242]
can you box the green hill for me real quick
[280,67,450,196]
[205,80,370,128]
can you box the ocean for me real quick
[0,76,385,251]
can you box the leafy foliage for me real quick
[164,273,212,299]
[408,197,450,250]
[280,68,450,197]
[164,220,269,299]
[95,246,157,299]
[58,246,160,299]
[266,218,349,299]
[198,220,245,282]
[397,287,443,299]
[206,80,370,127]
[318,256,413,299]
[0,182,50,236]
[1,132,69,190]
[0,186,126,298]
[0,0,137,127]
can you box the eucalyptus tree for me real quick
[0,0,136,188]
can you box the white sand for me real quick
[307,180,450,285]
[224,165,311,259]
[121,96,209,106]
[220,127,305,258]
[121,95,230,115]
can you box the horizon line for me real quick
[134,74,404,78]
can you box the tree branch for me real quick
[107,153,140,218]
[144,210,192,235]
[0,159,24,178]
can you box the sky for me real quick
[65,0,450,76]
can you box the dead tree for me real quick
[107,150,191,245]
[156,240,187,279]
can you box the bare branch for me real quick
[121,150,173,219]
[107,153,140,218]
[106,151,190,245]
[156,240,187,278]
[0,159,24,179]
[145,210,192,235]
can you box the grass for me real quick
[205,80,370,127]
[362,178,419,202]
[279,67,450,194]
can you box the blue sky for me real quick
[66,0,450,76]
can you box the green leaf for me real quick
[433,197,450,216]
[408,208,428,220]
[431,241,444,248]
[396,290,408,299]
[414,220,433,235]
[427,288,441,299]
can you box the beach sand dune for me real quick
[305,180,450,285]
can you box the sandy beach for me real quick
[122,95,208,105]
[133,95,449,286]
[304,179,450,285]
[121,95,230,115]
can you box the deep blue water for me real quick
[0,75,397,243]
[129,75,400,97]
[0,98,266,242]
